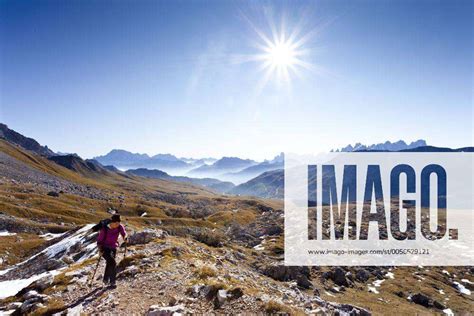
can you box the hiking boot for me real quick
[107,283,117,290]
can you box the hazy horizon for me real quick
[1,0,472,160]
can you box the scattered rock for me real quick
[296,274,313,289]
[147,304,185,316]
[228,287,244,300]
[410,293,444,309]
[332,267,349,287]
[216,289,228,307]
[262,264,310,283]
[356,269,371,283]
[128,229,164,245]
[34,274,55,291]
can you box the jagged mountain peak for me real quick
[335,139,428,152]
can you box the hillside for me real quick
[0,128,472,315]
[0,124,55,157]
[231,169,284,199]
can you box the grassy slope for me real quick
[0,139,280,265]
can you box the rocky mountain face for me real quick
[335,140,428,152]
[48,155,112,177]
[0,124,55,157]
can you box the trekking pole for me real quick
[123,240,128,259]
[88,255,101,287]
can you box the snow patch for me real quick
[461,279,473,285]
[253,244,265,251]
[42,224,94,258]
[385,272,395,279]
[453,281,471,295]
[0,224,96,299]
[0,230,16,237]
[0,270,60,299]
[443,308,454,316]
[368,286,379,294]
[0,267,13,276]
[39,232,66,241]
[373,279,385,287]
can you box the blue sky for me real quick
[0,0,472,160]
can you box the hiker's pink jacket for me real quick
[97,224,126,249]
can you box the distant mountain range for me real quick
[125,168,234,193]
[2,123,472,200]
[94,149,190,172]
[94,149,284,184]
[186,157,257,179]
[334,140,427,152]
[220,153,284,184]
[233,145,474,199]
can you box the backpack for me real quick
[91,218,111,232]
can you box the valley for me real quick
[0,124,472,315]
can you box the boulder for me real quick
[23,290,39,300]
[410,293,432,308]
[433,300,446,310]
[7,302,23,310]
[216,289,228,306]
[228,287,244,300]
[296,274,313,289]
[262,264,310,282]
[20,297,42,313]
[356,269,370,283]
[33,274,55,291]
[128,229,164,245]
[147,304,185,316]
[332,267,349,287]
[61,255,75,264]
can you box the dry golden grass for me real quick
[196,265,217,279]
[30,298,66,316]
[264,300,293,314]
[0,233,46,266]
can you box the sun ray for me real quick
[236,9,325,91]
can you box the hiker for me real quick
[96,214,128,288]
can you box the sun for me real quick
[255,32,311,87]
[237,10,321,91]
[266,41,296,67]
[246,21,315,89]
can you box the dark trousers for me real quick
[102,248,117,285]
